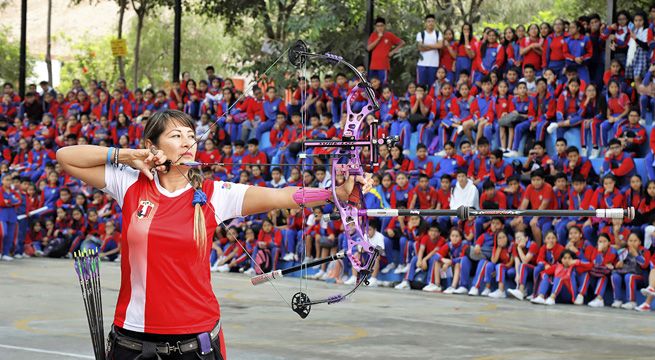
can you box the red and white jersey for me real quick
[102,164,249,334]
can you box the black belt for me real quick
[109,320,221,356]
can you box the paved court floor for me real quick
[1,258,654,360]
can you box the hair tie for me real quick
[192,189,207,207]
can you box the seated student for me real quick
[507,231,540,300]
[475,179,507,236]
[433,141,466,181]
[408,174,438,210]
[471,75,497,146]
[531,249,587,305]
[563,146,598,185]
[468,230,514,298]
[602,139,636,191]
[615,108,647,156]
[488,149,514,188]
[576,233,618,307]
[445,83,475,145]
[582,174,624,243]
[579,83,606,159]
[467,137,491,188]
[510,169,555,246]
[459,217,504,291]
[386,214,422,275]
[344,222,385,287]
[211,228,246,273]
[636,254,655,311]
[98,220,121,262]
[601,80,631,147]
[547,77,585,137]
[611,233,652,310]
[412,144,435,186]
[437,228,471,294]
[395,224,446,291]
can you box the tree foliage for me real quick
[0,27,34,84]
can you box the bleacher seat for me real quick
[260,131,271,150]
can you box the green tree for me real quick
[58,33,116,92]
[125,10,246,88]
[0,27,34,84]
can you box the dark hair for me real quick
[425,14,435,20]
[375,17,386,25]
[143,110,206,252]
[459,23,474,45]
[417,143,427,151]
[205,65,215,72]
[491,148,503,159]
[559,249,577,261]
[566,146,579,155]
[483,180,495,190]
[572,173,586,183]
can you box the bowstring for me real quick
[299,56,308,298]
[171,47,295,309]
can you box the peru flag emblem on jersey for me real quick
[136,200,155,219]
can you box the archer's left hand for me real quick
[335,173,373,202]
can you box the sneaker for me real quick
[507,288,524,300]
[422,283,441,292]
[435,150,446,157]
[526,294,535,301]
[590,148,600,159]
[244,268,256,276]
[394,280,410,290]
[13,253,23,259]
[218,264,231,273]
[312,269,326,280]
[546,122,558,134]
[35,250,44,257]
[282,253,295,262]
[545,297,556,306]
[443,287,456,294]
[531,296,545,304]
[367,277,379,287]
[611,300,623,308]
[402,149,411,156]
[210,263,221,272]
[506,150,520,158]
[639,118,646,126]
[489,289,507,299]
[468,287,479,296]
[574,294,585,305]
[635,302,652,312]
[344,275,357,285]
[481,287,491,296]
[381,262,396,274]
[319,271,330,281]
[454,286,468,294]
[621,301,636,310]
[456,125,464,135]
[393,264,407,274]
[588,297,604,308]
[641,286,655,297]
[0,255,14,261]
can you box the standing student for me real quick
[542,19,568,81]
[563,21,593,85]
[0,174,20,261]
[367,17,405,84]
[416,14,444,87]
[473,29,505,85]
[455,23,477,81]
[520,24,544,74]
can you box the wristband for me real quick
[292,188,332,205]
[113,147,120,167]
[106,147,113,165]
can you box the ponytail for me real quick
[189,168,207,256]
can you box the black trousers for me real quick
[107,326,225,360]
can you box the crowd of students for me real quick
[2,6,655,312]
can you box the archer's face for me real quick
[154,123,197,163]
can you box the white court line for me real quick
[0,344,94,359]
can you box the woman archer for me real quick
[57,109,371,360]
